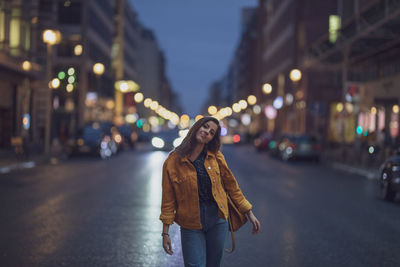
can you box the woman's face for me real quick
[195,120,218,145]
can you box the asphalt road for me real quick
[0,145,399,267]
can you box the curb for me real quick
[0,156,51,175]
[0,160,37,174]
[329,162,380,180]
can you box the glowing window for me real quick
[329,15,341,43]
[10,17,20,48]
[0,9,5,42]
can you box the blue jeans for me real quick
[180,203,229,267]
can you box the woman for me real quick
[160,117,260,267]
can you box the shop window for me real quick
[9,15,20,55]
[0,9,5,43]
[390,112,399,138]
[358,112,374,136]
[9,7,31,56]
[378,109,385,131]
[21,20,30,51]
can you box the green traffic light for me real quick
[58,71,66,80]
[68,76,75,83]
[68,67,75,75]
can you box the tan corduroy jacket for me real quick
[159,149,252,229]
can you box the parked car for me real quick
[268,134,291,158]
[254,133,273,152]
[117,124,137,149]
[379,149,400,201]
[99,122,121,154]
[67,122,115,159]
[270,134,321,161]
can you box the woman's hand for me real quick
[162,235,173,255]
[246,210,260,234]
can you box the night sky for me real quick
[130,0,258,117]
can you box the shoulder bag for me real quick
[220,178,248,252]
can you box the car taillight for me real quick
[392,165,400,172]
[313,144,321,151]
[233,134,241,143]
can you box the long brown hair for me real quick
[175,116,221,157]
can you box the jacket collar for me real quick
[180,149,216,163]
[206,150,216,159]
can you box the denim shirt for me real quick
[190,149,216,206]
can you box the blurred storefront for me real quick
[305,0,400,164]
[305,0,400,143]
[0,0,43,150]
[257,0,339,138]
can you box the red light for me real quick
[233,134,241,143]
[313,144,321,151]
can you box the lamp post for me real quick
[93,62,105,76]
[93,63,105,93]
[262,83,272,95]
[91,63,105,121]
[289,69,302,82]
[43,29,61,155]
[289,68,303,133]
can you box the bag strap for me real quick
[225,196,235,253]
[220,177,235,253]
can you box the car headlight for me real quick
[392,165,400,172]
[101,141,108,149]
[152,137,165,149]
[114,134,122,143]
[77,138,84,146]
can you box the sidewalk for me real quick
[321,145,381,180]
[326,161,380,180]
[0,149,51,174]
[0,144,70,174]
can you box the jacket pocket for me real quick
[171,175,190,202]
[171,175,187,184]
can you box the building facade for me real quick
[0,0,43,150]
[258,0,338,137]
[306,0,400,147]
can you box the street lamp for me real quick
[239,100,248,110]
[134,92,144,103]
[262,83,272,94]
[90,62,105,121]
[208,105,217,115]
[232,103,241,113]
[74,44,83,56]
[289,69,302,82]
[22,60,31,71]
[43,29,61,155]
[50,78,60,89]
[93,62,105,76]
[43,30,61,46]
[247,95,257,105]
[393,105,399,114]
[119,81,129,92]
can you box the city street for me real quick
[1,145,400,267]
